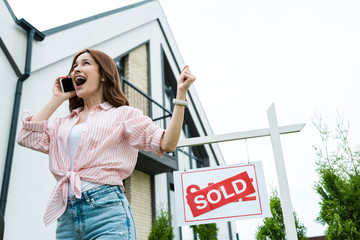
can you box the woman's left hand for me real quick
[160,65,196,152]
[177,65,196,96]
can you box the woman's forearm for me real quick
[30,76,76,122]
[160,65,196,152]
[30,97,64,122]
[160,103,186,152]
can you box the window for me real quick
[162,50,209,168]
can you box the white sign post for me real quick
[267,104,298,240]
[176,103,303,240]
[174,162,271,226]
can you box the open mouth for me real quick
[75,76,87,87]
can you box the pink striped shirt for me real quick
[17,102,165,226]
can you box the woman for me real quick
[17,49,196,239]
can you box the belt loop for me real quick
[83,191,91,204]
[118,185,123,194]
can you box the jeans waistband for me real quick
[69,185,122,204]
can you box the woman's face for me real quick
[71,52,103,101]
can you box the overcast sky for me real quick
[7,0,360,239]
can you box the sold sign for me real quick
[186,171,256,217]
[174,162,270,226]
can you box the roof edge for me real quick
[43,0,156,36]
[3,0,17,22]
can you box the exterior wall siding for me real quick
[124,44,152,240]
[124,44,149,115]
[124,170,152,240]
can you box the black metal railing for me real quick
[120,75,204,165]
[120,76,172,129]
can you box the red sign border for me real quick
[180,164,263,223]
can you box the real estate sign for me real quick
[174,161,271,226]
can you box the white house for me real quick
[0,0,238,239]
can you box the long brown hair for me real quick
[68,49,129,111]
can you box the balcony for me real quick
[121,76,172,126]
[120,76,178,175]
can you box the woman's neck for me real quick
[82,97,104,112]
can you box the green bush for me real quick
[313,114,360,239]
[255,190,307,240]
[190,223,219,240]
[148,207,174,240]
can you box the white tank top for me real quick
[67,123,102,196]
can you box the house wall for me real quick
[1,0,236,239]
[0,47,18,193]
[124,44,149,115]
[123,44,153,239]
[0,0,25,197]
[124,170,152,240]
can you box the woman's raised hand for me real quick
[177,65,196,98]
[160,65,196,152]
[53,76,76,102]
[28,76,76,122]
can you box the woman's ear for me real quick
[100,73,106,82]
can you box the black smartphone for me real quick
[60,77,75,92]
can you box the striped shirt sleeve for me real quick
[123,108,165,158]
[16,111,53,154]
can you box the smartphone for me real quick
[60,77,75,93]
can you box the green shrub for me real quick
[190,223,219,240]
[148,207,174,240]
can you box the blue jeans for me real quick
[56,185,136,240]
